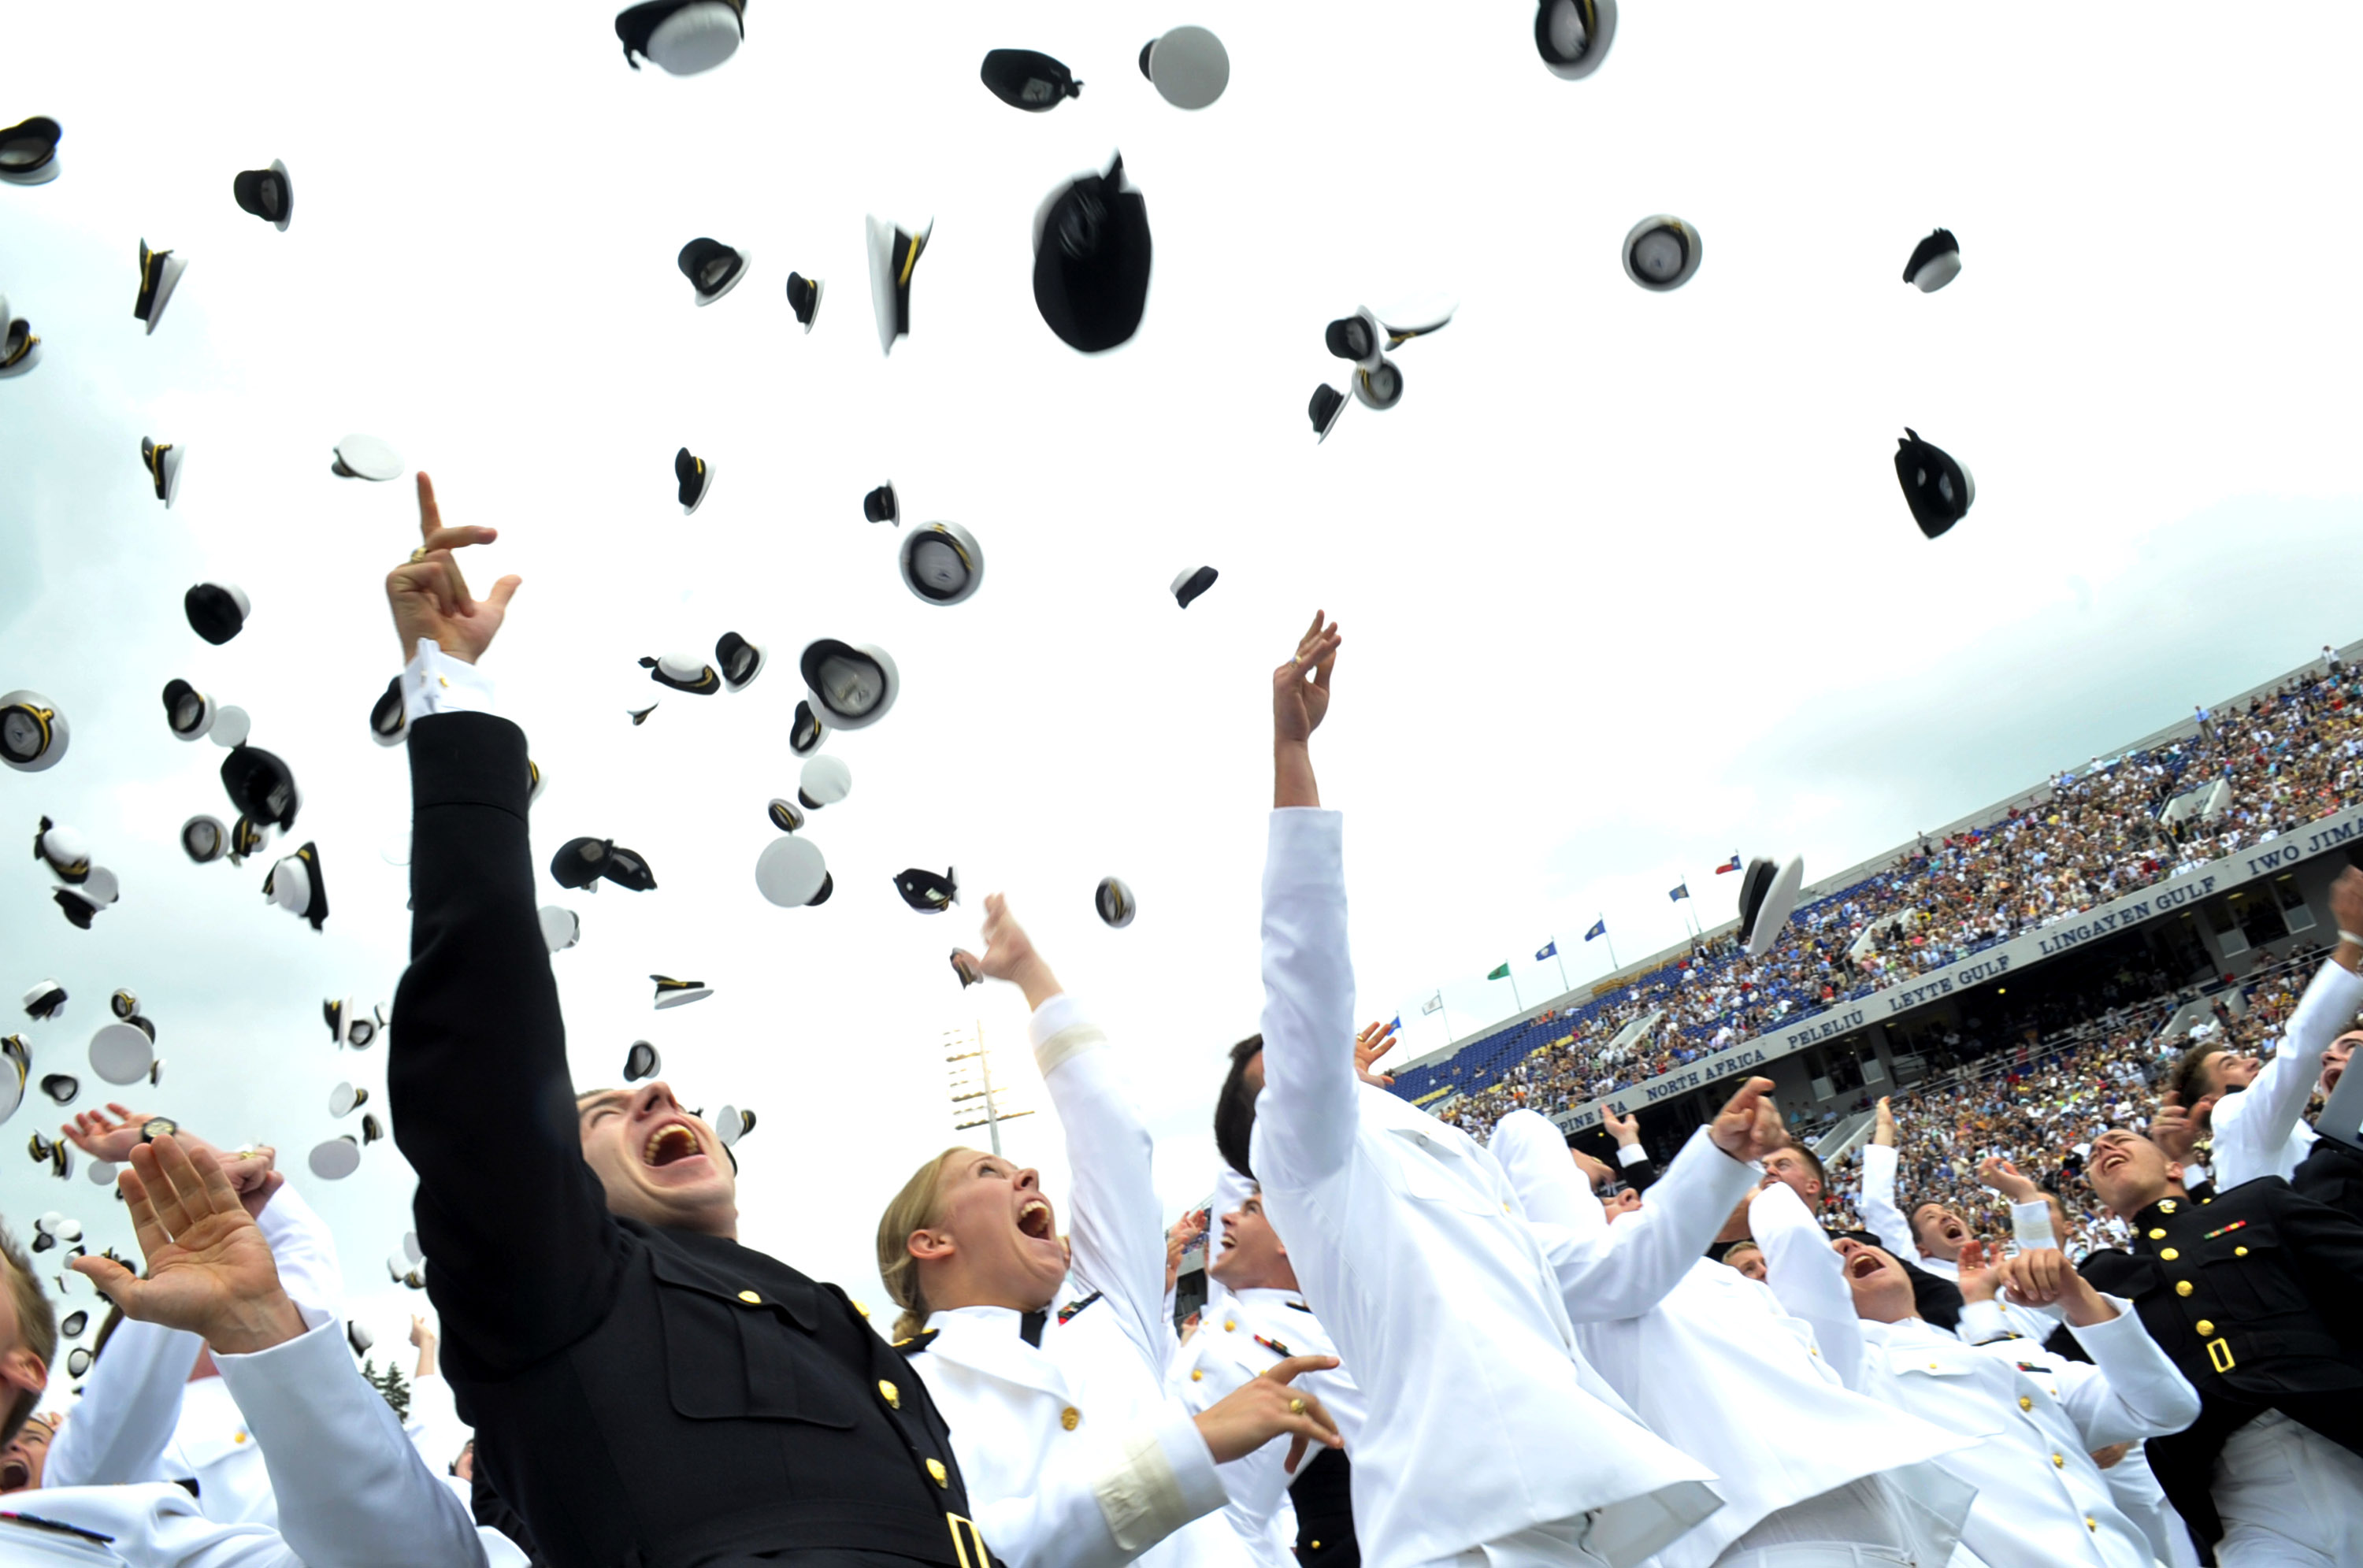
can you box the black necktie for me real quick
[1019,1310,1047,1347]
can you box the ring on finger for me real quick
[1288,1397,1305,1415]
[408,547,431,564]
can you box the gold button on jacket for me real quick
[737,1289,762,1304]
[1061,1407,1081,1431]
[878,1380,900,1409]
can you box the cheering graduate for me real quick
[879,899,1337,1568]
[379,476,991,1568]
[1492,1112,1984,1568]
[1861,1096,2061,1343]
[1213,612,1724,1568]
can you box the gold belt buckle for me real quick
[2206,1336,2235,1373]
[948,1513,990,1568]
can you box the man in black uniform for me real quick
[382,476,992,1568]
[2080,1126,2363,1564]
[2291,1029,2363,1223]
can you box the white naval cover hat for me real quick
[539,905,581,954]
[2,691,71,773]
[1534,0,1617,80]
[755,834,830,907]
[866,215,933,356]
[34,817,91,884]
[1623,215,1703,291]
[1139,26,1230,109]
[617,0,746,75]
[331,432,403,480]
[797,753,851,810]
[900,522,984,606]
[799,639,898,730]
[87,1021,154,1086]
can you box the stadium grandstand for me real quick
[1389,639,2363,1172]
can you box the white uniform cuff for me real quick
[1957,1299,2014,1344]
[1616,1143,1649,1168]
[402,636,497,725]
[1092,1406,1230,1552]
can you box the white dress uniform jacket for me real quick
[13,1308,524,1566]
[1249,810,1721,1568]
[1760,1205,2202,1568]
[402,1367,474,1507]
[906,994,1237,1568]
[43,1181,345,1525]
[1493,1118,1980,1568]
[1858,1144,2060,1344]
[1169,1286,1363,1568]
[2209,958,2363,1190]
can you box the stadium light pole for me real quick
[944,1019,1032,1156]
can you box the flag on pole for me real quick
[1715,853,1742,874]
[1386,1015,1401,1034]
[1420,992,1444,1015]
[1668,882,1691,903]
[1486,962,1511,980]
[1584,919,1607,941]
[1535,940,1558,961]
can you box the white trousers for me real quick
[2213,1410,2363,1568]
[1411,1518,1612,1568]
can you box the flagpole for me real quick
[1552,937,1568,993]
[1510,972,1523,1013]
[1602,912,1618,973]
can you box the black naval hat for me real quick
[39,1073,78,1106]
[0,305,39,380]
[652,975,712,1009]
[1034,154,1152,354]
[227,814,270,865]
[162,679,217,742]
[331,434,404,481]
[221,744,301,829]
[799,639,899,730]
[1139,27,1229,109]
[0,117,62,184]
[23,982,67,1021]
[677,237,749,306]
[797,754,851,810]
[34,817,90,884]
[674,447,714,513]
[134,239,187,335]
[1903,229,1961,293]
[1894,428,1974,539]
[982,49,1082,111]
[551,836,658,892]
[1352,360,1404,412]
[370,676,408,747]
[790,698,827,757]
[232,160,293,231]
[1622,216,1703,291]
[625,1040,662,1081]
[755,834,829,907]
[900,522,985,606]
[1534,0,1617,79]
[1735,855,1803,958]
[263,840,329,930]
[715,632,764,691]
[1171,565,1219,608]
[894,866,958,912]
[617,0,746,74]
[185,582,249,644]
[1308,385,1349,443]
[1096,877,1137,927]
[143,436,186,508]
[641,652,721,695]
[863,482,900,525]
[0,691,68,773]
[866,216,932,356]
[785,271,822,332]
[181,815,228,865]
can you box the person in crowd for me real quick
[6,1134,521,1565]
[2292,1026,2363,1220]
[877,895,1337,1568]
[1209,610,1731,1568]
[1754,1187,2199,1568]
[380,474,992,1568]
[402,1314,474,1507]
[1494,1110,1983,1568]
[1863,1096,2060,1341]
[2079,1128,2363,1565]
[1717,1242,1766,1282]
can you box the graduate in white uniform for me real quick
[877,898,1341,1568]
[1169,1182,1363,1568]
[1860,1097,2060,1344]
[1753,1180,2201,1568]
[42,1117,340,1528]
[400,1314,476,1506]
[1212,612,1727,1568]
[1493,1111,1983,1568]
[5,1134,521,1566]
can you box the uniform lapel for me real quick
[926,1307,1074,1403]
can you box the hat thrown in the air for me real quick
[1623,216,1703,291]
[1534,0,1617,79]
[33,817,89,884]
[797,753,851,810]
[263,840,329,930]
[161,680,216,742]
[221,744,300,829]
[1139,27,1229,109]
[0,692,67,773]
[142,437,185,508]
[982,49,1082,111]
[894,867,958,913]
[0,308,39,379]
[616,0,746,74]
[651,975,712,1009]
[1894,429,1974,539]
[331,433,403,481]
[785,272,822,331]
[641,652,720,695]
[625,1041,662,1081]
[866,215,932,356]
[766,797,806,833]
[1903,228,1961,293]
[539,905,581,953]
[180,815,228,865]
[551,836,658,892]
[308,1135,362,1181]
[1033,154,1152,354]
[227,815,270,865]
[755,833,830,907]
[789,699,826,757]
[1308,385,1348,443]
[1170,565,1218,608]
[53,869,117,931]
[231,160,292,231]
[0,117,62,184]
[39,1073,77,1106]
[900,522,985,606]
[133,239,187,335]
[677,237,748,306]
[109,990,135,1021]
[369,677,407,747]
[88,1021,153,1086]
[799,639,898,730]
[185,583,249,645]
[22,982,65,1021]
[863,483,899,525]
[674,447,714,514]
[329,1081,368,1118]
[715,632,764,691]
[0,1036,25,1125]
[1096,877,1137,927]
[1735,855,1804,958]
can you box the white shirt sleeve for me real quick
[2213,958,2363,1188]
[1859,1143,1920,1261]
[1252,810,1358,1191]
[973,1405,1229,1568]
[1519,1126,1760,1323]
[1752,1180,1868,1392]
[2050,1297,2203,1449]
[399,637,497,725]
[38,1315,204,1490]
[401,1370,471,1479]
[251,1181,343,1321]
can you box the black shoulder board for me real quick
[1057,1291,1104,1325]
[893,1328,940,1356]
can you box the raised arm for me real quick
[2214,899,2363,1188]
[1255,615,1359,1190]
[1752,1179,1867,1391]
[1859,1101,1919,1260]
[1992,1250,2199,1448]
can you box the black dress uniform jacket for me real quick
[2080,1177,2363,1545]
[391,712,989,1568]
[2293,1135,2363,1224]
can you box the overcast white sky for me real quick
[5,3,2361,1369]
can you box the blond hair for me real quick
[877,1149,964,1343]
[0,1222,57,1446]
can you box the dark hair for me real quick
[1213,1036,1264,1179]
[2167,1040,2225,1110]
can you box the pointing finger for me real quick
[416,473,441,539]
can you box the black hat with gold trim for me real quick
[1623,215,1703,291]
[226,814,270,865]
[652,975,712,1010]
[1534,0,1617,80]
[641,651,719,695]
[263,840,329,930]
[33,817,90,884]
[982,49,1082,111]
[23,983,68,1021]
[1139,26,1229,109]
[133,239,187,335]
[124,1013,155,1044]
[715,632,764,691]
[162,679,216,742]
[790,698,826,757]
[624,1040,662,1081]
[370,677,408,747]
[539,905,581,953]
[863,482,899,525]
[0,1036,26,1125]
[799,639,898,730]
[0,691,68,773]
[109,989,135,1021]
[185,582,249,644]
[180,814,228,865]
[232,160,292,231]
[39,1073,76,1106]
[331,434,403,481]
[142,436,186,508]
[617,0,745,74]
[1033,153,1152,354]
[1903,228,1961,293]
[766,797,806,833]
[1170,565,1217,608]
[551,836,658,892]
[893,867,958,913]
[1308,384,1348,443]
[677,237,749,306]
[361,1112,384,1146]
[221,744,300,828]
[0,304,39,380]
[1735,854,1804,958]
[900,522,985,606]
[0,117,62,184]
[1352,358,1404,412]
[797,753,851,810]
[1894,428,1974,539]
[324,996,355,1047]
[674,447,714,514]
[755,833,829,907]
[866,215,933,357]
[53,867,116,931]
[785,272,822,331]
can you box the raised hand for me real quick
[69,1136,304,1356]
[1165,1210,1207,1294]
[1272,611,1341,747]
[1955,1238,2002,1304]
[1601,1104,1641,1148]
[1354,1020,1397,1088]
[1998,1246,2113,1326]
[2147,1090,2205,1162]
[59,1103,156,1163]
[409,1314,436,1351]
[1872,1096,1896,1147]
[950,894,1063,1012]
[1192,1355,1344,1472]
[385,473,521,665]
[1977,1155,2042,1205]
[1709,1076,1785,1162]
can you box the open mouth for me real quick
[642,1122,703,1168]
[1016,1199,1052,1241]
[1941,1221,1967,1244]
[0,1457,28,1491]
[1847,1253,1884,1281]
